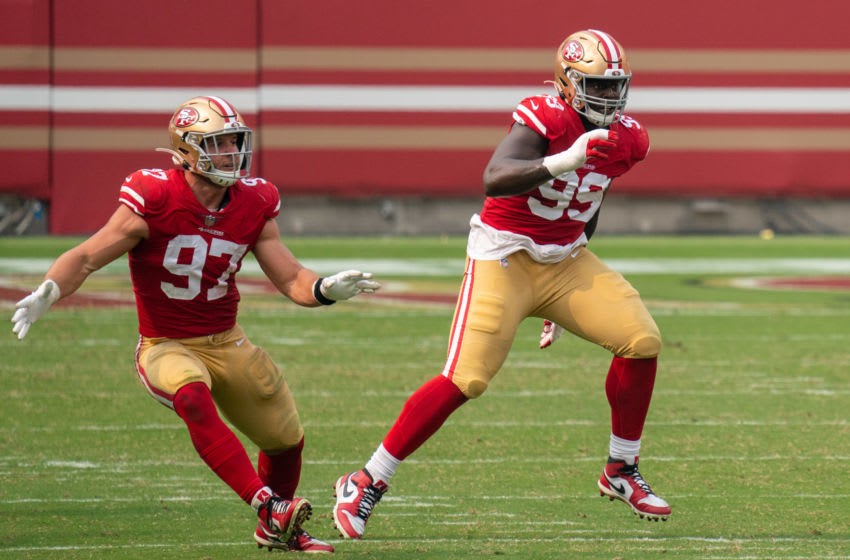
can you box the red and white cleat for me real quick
[333,469,387,539]
[254,495,313,549]
[598,457,671,521]
[288,529,335,553]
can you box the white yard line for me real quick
[1,417,848,435]
[2,536,849,556]
[2,257,850,276]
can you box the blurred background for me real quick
[1,0,849,237]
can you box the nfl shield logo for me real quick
[204,215,217,227]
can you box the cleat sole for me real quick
[599,484,670,521]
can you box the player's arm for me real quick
[12,205,147,339]
[252,219,380,307]
[585,204,603,240]
[482,123,552,197]
[483,123,618,198]
[46,205,147,296]
[253,219,322,307]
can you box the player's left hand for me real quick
[321,270,381,301]
[585,129,619,162]
[12,279,61,340]
[539,319,565,349]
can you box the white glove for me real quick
[541,128,617,177]
[539,319,565,349]
[318,270,380,302]
[12,279,61,340]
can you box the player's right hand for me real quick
[539,319,565,349]
[11,279,60,340]
[542,129,617,177]
[320,270,381,301]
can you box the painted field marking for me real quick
[2,535,849,556]
[2,257,850,276]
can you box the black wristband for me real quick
[313,279,336,305]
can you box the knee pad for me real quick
[463,378,489,399]
[628,333,662,359]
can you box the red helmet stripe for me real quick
[587,29,622,71]
[205,95,239,124]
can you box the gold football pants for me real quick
[443,248,661,398]
[135,324,303,451]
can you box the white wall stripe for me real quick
[3,85,850,113]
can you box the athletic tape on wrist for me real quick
[313,278,336,305]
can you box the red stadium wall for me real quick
[2,0,849,234]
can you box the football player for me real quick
[332,29,670,540]
[12,95,382,553]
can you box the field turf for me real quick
[1,235,849,559]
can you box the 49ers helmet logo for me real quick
[174,107,200,128]
[563,40,584,63]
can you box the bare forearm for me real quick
[483,160,552,197]
[286,267,323,307]
[482,122,553,197]
[44,240,129,297]
[44,246,112,300]
[41,205,145,300]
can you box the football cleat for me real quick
[254,495,313,550]
[598,456,670,521]
[288,530,335,553]
[333,469,388,539]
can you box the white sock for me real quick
[364,443,401,486]
[609,434,641,465]
[250,486,274,512]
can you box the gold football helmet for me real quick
[553,29,631,126]
[158,96,253,187]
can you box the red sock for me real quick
[257,437,304,500]
[173,382,265,505]
[605,356,657,441]
[382,375,468,460]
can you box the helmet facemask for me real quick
[185,127,253,187]
[565,69,631,126]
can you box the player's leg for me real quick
[138,334,312,550]
[203,327,331,552]
[136,338,266,505]
[334,256,534,539]
[540,248,669,520]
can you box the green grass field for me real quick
[2,235,849,559]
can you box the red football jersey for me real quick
[480,93,649,247]
[119,168,280,338]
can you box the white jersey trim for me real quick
[513,104,547,136]
[466,213,587,264]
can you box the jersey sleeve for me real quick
[243,178,281,221]
[511,94,568,142]
[119,169,168,217]
[611,115,650,163]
